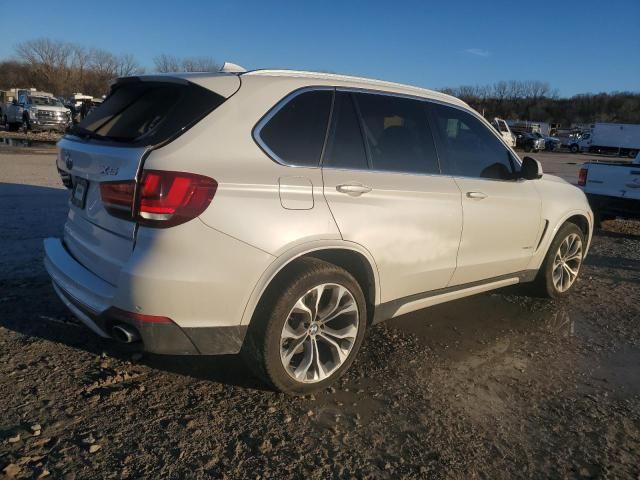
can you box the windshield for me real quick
[30,96,63,107]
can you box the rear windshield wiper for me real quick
[70,126,105,140]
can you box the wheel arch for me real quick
[240,241,381,327]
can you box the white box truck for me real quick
[570,122,640,158]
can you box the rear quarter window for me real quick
[72,80,225,147]
[257,90,333,167]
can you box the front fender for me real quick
[527,208,593,271]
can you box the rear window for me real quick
[72,80,225,146]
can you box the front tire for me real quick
[21,116,30,133]
[531,223,585,298]
[570,144,579,153]
[243,258,367,395]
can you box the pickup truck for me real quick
[4,91,71,132]
[579,154,640,224]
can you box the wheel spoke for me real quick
[317,286,347,322]
[292,298,313,322]
[282,334,308,364]
[311,285,326,320]
[565,252,582,263]
[310,337,325,381]
[292,338,313,380]
[563,263,577,280]
[317,332,348,364]
[322,323,358,340]
[321,302,357,325]
[281,321,307,340]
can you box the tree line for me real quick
[1,38,638,126]
[440,81,640,125]
[0,38,220,98]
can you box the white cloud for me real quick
[464,48,490,57]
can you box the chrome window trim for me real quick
[335,86,522,169]
[253,84,523,180]
[252,86,334,168]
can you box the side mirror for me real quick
[521,156,543,180]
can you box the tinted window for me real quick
[260,90,332,167]
[355,93,439,174]
[323,92,368,170]
[74,81,225,146]
[430,103,515,180]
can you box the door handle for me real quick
[466,191,488,199]
[336,183,372,196]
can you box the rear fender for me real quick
[240,240,381,326]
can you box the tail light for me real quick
[99,170,217,227]
[578,167,588,187]
[100,181,136,218]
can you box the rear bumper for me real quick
[43,237,247,355]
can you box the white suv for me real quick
[45,69,593,394]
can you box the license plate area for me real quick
[71,177,89,209]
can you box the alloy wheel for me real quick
[280,283,359,383]
[552,233,583,292]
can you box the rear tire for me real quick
[570,144,579,153]
[242,258,367,395]
[530,223,585,298]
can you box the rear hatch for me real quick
[57,75,238,284]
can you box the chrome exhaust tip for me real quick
[111,324,140,344]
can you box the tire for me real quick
[570,144,579,154]
[21,116,30,133]
[530,223,585,299]
[524,144,532,153]
[242,257,368,395]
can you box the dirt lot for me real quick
[1,148,639,479]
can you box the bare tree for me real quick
[154,54,220,73]
[180,56,220,72]
[14,38,74,92]
[153,54,181,73]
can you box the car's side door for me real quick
[427,101,543,286]
[322,91,463,303]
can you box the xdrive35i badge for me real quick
[64,151,73,170]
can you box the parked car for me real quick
[5,91,71,132]
[542,134,561,151]
[514,131,545,152]
[45,69,593,394]
[579,152,640,224]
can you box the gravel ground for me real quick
[1,149,639,479]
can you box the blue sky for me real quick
[0,0,638,96]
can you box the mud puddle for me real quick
[385,291,581,359]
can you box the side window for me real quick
[429,103,515,180]
[354,93,439,174]
[323,92,368,170]
[259,90,332,167]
